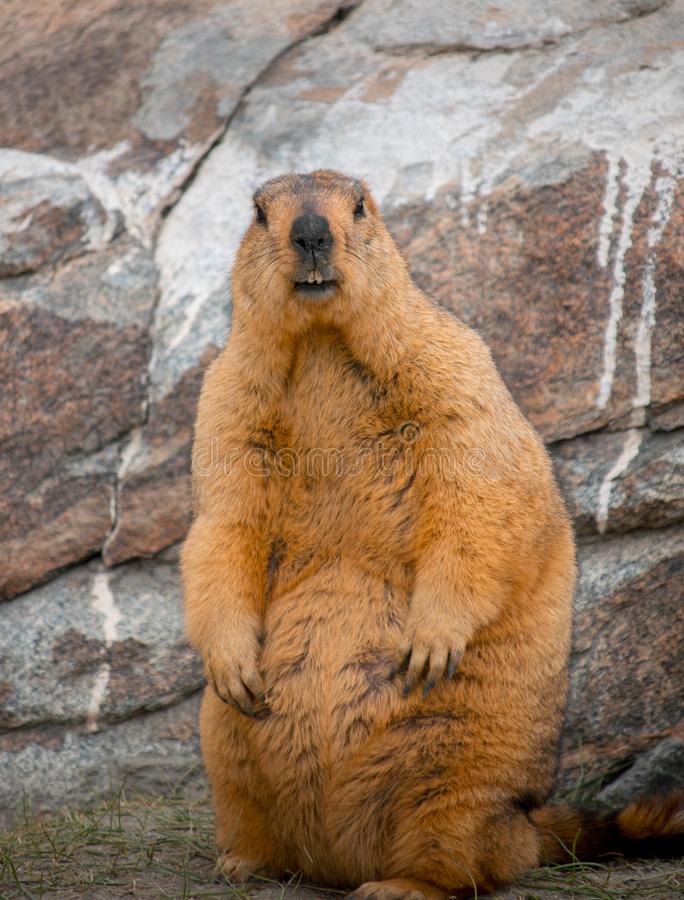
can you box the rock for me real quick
[387,107,684,444]
[0,239,158,599]
[560,527,684,789]
[102,357,217,567]
[0,694,202,829]
[0,448,117,605]
[0,150,114,277]
[0,0,357,241]
[597,733,684,807]
[390,162,617,440]
[2,233,158,327]
[0,557,203,731]
[347,0,669,53]
[552,427,684,535]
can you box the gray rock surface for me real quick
[552,427,684,535]
[0,695,201,829]
[561,526,684,788]
[598,735,684,807]
[0,150,114,277]
[0,238,158,598]
[0,557,203,731]
[347,0,670,53]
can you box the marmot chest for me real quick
[273,336,420,565]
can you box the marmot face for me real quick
[232,169,387,328]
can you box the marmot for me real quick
[181,170,683,898]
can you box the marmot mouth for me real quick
[293,280,337,299]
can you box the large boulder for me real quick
[0,556,202,731]
[0,694,202,829]
[562,527,684,789]
[0,552,204,827]
[1,0,683,821]
[552,427,684,535]
[0,237,157,598]
[0,151,114,277]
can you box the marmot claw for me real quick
[206,659,269,718]
[390,641,463,696]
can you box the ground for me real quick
[1,789,682,899]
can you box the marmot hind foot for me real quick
[346,878,449,900]
[216,852,281,884]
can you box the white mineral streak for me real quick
[117,427,144,480]
[523,52,684,412]
[632,170,678,411]
[597,153,620,268]
[86,573,122,733]
[102,430,144,558]
[595,157,653,409]
[167,287,218,354]
[596,428,643,535]
[108,483,117,529]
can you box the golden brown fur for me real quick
[181,171,681,898]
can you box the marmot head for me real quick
[232,170,400,326]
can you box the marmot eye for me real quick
[255,203,267,226]
[354,197,365,218]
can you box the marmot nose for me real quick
[290,214,332,257]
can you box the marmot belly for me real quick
[263,558,406,729]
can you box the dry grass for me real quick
[1,786,682,899]
[497,859,684,899]
[0,786,342,899]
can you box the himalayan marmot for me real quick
[182,170,683,898]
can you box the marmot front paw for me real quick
[204,626,269,718]
[390,607,466,697]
